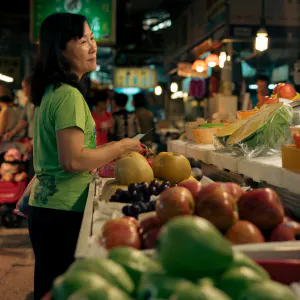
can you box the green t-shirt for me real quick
[29,84,96,212]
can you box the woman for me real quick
[91,89,113,146]
[4,74,35,141]
[28,13,140,300]
[0,95,18,138]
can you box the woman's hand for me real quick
[120,138,141,153]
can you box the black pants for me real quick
[28,206,83,300]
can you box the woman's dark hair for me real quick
[0,95,13,104]
[133,92,147,108]
[31,13,88,106]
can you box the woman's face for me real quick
[63,22,97,79]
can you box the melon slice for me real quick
[214,119,248,147]
[227,102,293,157]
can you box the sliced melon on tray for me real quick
[227,102,293,157]
[215,119,248,146]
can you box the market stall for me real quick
[55,85,300,299]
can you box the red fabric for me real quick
[92,111,112,146]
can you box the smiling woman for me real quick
[28,13,141,300]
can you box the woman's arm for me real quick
[56,127,140,173]
[0,108,8,136]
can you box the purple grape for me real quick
[128,183,138,195]
[122,205,131,216]
[143,193,151,202]
[115,189,124,195]
[136,202,148,213]
[132,193,144,203]
[150,180,159,188]
[110,194,120,202]
[131,204,142,215]
[149,186,157,195]
[149,200,157,211]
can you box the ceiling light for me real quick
[154,85,162,95]
[0,73,13,83]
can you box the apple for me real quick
[272,83,285,95]
[142,227,161,249]
[225,220,265,245]
[268,222,296,242]
[178,179,202,199]
[238,188,284,230]
[140,215,161,234]
[100,219,141,250]
[156,186,194,223]
[221,182,245,203]
[195,185,237,232]
[283,216,300,235]
[123,216,140,229]
[278,83,297,99]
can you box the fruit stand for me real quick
[52,85,300,299]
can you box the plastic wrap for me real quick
[225,102,294,158]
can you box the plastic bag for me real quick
[13,175,35,219]
[216,103,294,158]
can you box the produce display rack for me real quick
[168,140,300,219]
[76,175,300,263]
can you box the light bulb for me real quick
[219,52,227,68]
[255,28,269,51]
[170,82,178,93]
[154,85,162,96]
[196,66,204,72]
[208,62,217,67]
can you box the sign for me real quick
[30,0,116,44]
[0,57,21,84]
[177,63,208,78]
[113,68,157,89]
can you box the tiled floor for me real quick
[0,222,34,300]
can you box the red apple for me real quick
[272,83,285,95]
[283,216,300,235]
[123,216,140,229]
[178,179,202,199]
[269,222,296,242]
[225,220,265,245]
[278,83,297,99]
[238,188,284,230]
[156,187,194,223]
[221,182,245,203]
[142,227,161,249]
[140,215,161,234]
[100,219,141,250]
[195,185,237,232]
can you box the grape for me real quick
[170,183,177,187]
[149,180,159,188]
[162,181,171,187]
[131,204,142,215]
[110,194,120,202]
[122,205,131,216]
[136,202,149,213]
[128,183,138,195]
[139,182,149,194]
[149,200,157,211]
[132,193,144,203]
[143,193,151,202]
[115,189,124,195]
[149,186,157,195]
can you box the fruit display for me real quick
[109,180,175,217]
[98,181,300,253]
[50,216,297,300]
